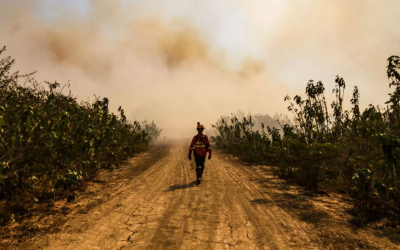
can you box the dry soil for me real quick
[2,140,400,250]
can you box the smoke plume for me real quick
[1,0,399,137]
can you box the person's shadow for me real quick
[165,180,198,192]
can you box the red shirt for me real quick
[189,134,212,157]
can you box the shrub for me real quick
[0,47,161,213]
[212,55,400,223]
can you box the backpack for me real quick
[194,134,209,151]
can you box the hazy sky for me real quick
[1,0,400,137]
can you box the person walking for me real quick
[188,122,212,184]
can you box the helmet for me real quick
[197,122,204,129]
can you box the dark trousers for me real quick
[194,152,206,179]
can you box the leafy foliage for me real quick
[0,47,161,221]
[212,55,400,223]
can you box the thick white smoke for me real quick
[1,0,399,137]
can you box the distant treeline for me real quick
[212,55,400,224]
[0,47,161,224]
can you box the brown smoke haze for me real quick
[1,0,400,138]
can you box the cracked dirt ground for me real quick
[14,140,400,250]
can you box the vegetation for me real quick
[212,55,400,224]
[0,47,161,224]
[211,111,290,163]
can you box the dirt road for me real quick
[13,140,400,249]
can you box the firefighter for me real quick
[188,122,212,184]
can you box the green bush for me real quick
[212,55,400,223]
[0,47,161,209]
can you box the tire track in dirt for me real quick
[140,142,226,249]
[129,146,190,249]
[174,149,228,250]
[213,158,317,249]
[212,158,317,249]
